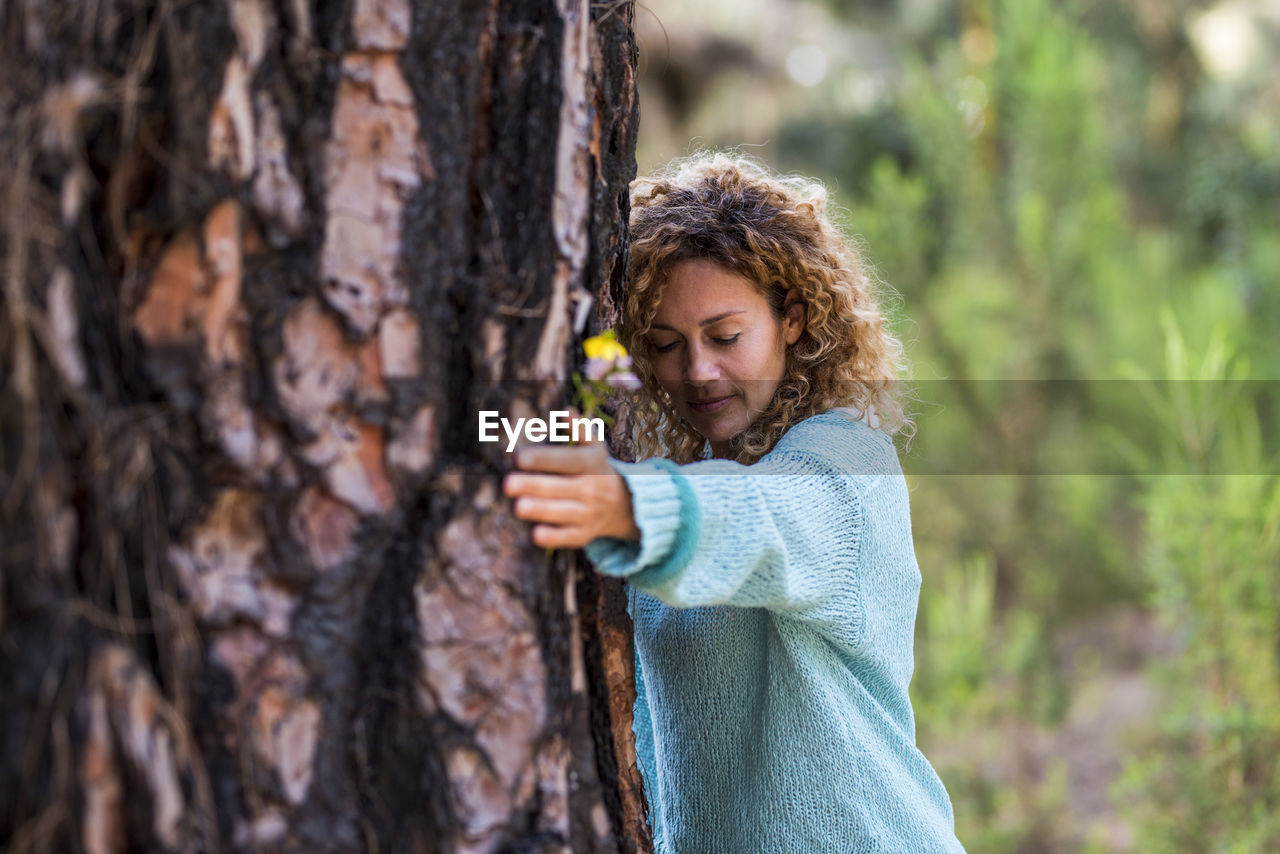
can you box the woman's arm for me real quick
[504,430,874,632]
[586,451,866,616]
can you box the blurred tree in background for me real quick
[636,0,1279,850]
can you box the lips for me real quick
[687,395,733,414]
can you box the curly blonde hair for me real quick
[620,152,910,464]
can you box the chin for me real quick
[679,398,752,443]
[693,418,747,447]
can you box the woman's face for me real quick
[645,259,805,458]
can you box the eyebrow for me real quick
[650,311,747,331]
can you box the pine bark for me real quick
[0,1,645,852]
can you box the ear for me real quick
[782,289,806,345]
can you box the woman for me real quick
[504,153,966,853]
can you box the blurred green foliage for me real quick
[639,0,1279,849]
[1111,325,1280,852]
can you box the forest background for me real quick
[633,0,1279,851]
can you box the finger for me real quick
[531,524,591,550]
[504,473,584,500]
[513,497,587,526]
[515,443,607,475]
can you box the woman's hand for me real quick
[503,441,641,549]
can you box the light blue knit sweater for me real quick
[585,410,966,853]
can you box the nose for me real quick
[684,342,720,385]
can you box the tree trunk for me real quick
[0,1,646,852]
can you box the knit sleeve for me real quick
[584,443,869,633]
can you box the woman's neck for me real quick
[709,440,735,459]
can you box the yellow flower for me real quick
[583,330,628,362]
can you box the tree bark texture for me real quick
[0,1,645,852]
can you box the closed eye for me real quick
[653,341,678,354]
[712,335,740,346]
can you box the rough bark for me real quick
[0,1,644,852]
